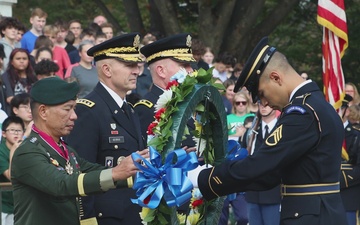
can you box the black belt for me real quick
[281,182,340,196]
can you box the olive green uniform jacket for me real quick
[11,131,116,225]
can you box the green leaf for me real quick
[196,68,213,83]
[211,82,226,91]
[195,103,205,112]
[158,213,169,224]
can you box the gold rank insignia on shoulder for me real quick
[352,125,360,132]
[265,124,283,146]
[134,99,153,108]
[76,99,95,108]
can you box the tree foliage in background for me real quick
[12,0,360,87]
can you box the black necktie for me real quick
[264,125,270,139]
[122,102,130,119]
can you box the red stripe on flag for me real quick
[318,0,348,110]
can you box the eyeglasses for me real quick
[6,129,24,135]
[19,105,31,111]
[235,101,247,106]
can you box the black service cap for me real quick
[140,33,196,65]
[87,33,142,63]
[234,37,277,103]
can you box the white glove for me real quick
[188,164,212,188]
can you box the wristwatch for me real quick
[117,156,125,165]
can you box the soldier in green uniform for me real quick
[10,77,148,225]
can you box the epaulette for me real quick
[134,99,153,108]
[283,93,311,115]
[292,93,311,105]
[352,125,360,132]
[76,99,95,108]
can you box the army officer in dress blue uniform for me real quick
[134,33,196,146]
[195,37,347,225]
[11,77,147,225]
[340,97,360,225]
[65,33,147,225]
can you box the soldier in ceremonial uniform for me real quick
[134,33,196,144]
[195,37,347,225]
[340,96,360,225]
[11,77,148,225]
[65,34,147,225]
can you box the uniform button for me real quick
[98,213,103,217]
[114,145,118,149]
[294,213,299,217]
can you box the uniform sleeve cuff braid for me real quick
[100,169,116,191]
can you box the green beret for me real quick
[30,77,79,105]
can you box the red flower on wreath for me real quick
[154,108,166,121]
[191,199,203,208]
[166,80,179,90]
[147,121,158,135]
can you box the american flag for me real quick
[317,0,348,110]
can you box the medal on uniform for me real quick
[65,160,74,175]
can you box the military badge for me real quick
[265,125,283,146]
[111,123,116,130]
[186,35,192,47]
[105,156,114,167]
[71,152,80,169]
[50,158,59,167]
[133,34,140,48]
[285,106,306,114]
[65,161,74,175]
[30,137,37,143]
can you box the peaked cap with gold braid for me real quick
[140,33,196,65]
[234,37,277,103]
[87,32,142,62]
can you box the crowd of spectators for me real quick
[0,6,359,225]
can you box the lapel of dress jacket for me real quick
[94,83,140,142]
[32,132,68,167]
[254,123,263,151]
[129,105,146,149]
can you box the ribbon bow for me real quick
[131,146,199,209]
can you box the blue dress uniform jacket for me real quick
[198,82,347,225]
[11,131,111,225]
[340,123,360,211]
[66,83,146,225]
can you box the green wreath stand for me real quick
[164,83,228,225]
